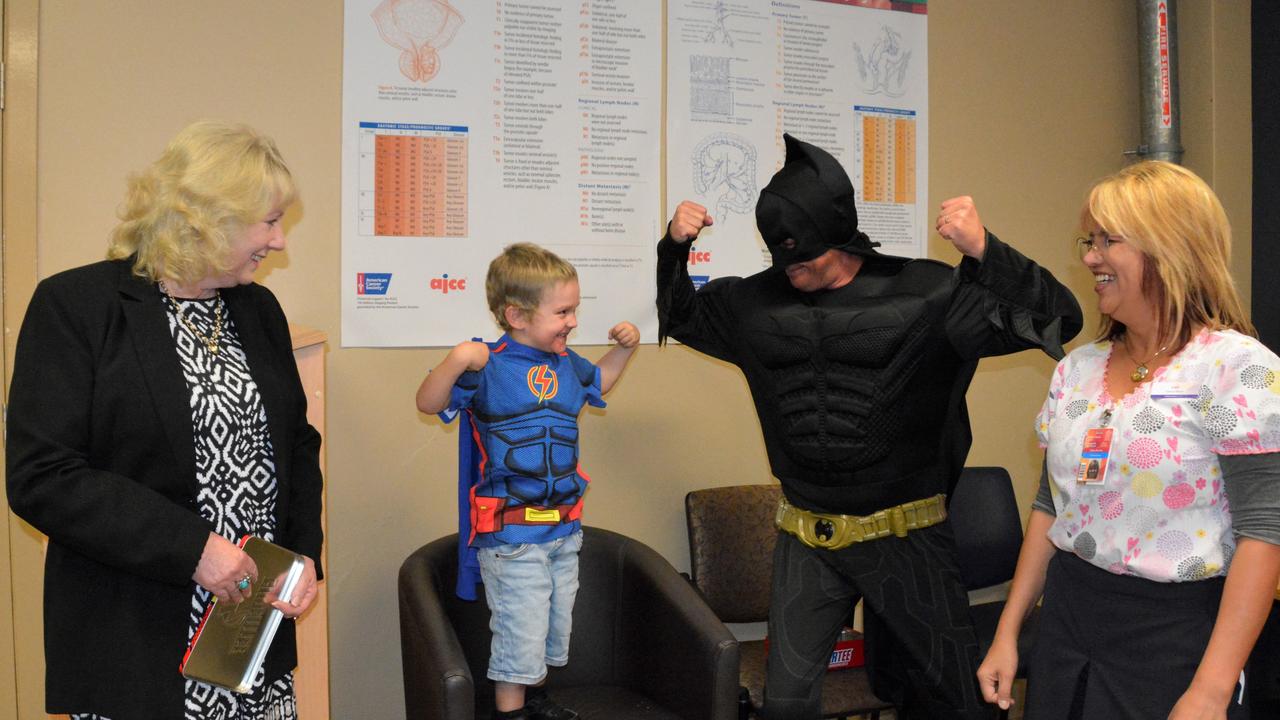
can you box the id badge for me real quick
[1077,427,1114,485]
[1151,381,1198,400]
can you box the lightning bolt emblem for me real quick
[526,365,559,403]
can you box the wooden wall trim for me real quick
[3,0,43,717]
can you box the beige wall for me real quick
[4,1,1251,718]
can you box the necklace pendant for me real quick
[1131,365,1149,382]
[207,342,220,355]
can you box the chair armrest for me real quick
[617,541,740,720]
[398,548,476,720]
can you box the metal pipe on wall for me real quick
[1133,0,1184,164]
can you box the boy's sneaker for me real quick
[493,709,529,720]
[524,689,580,720]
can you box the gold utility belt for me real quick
[775,494,947,550]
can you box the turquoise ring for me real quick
[237,575,251,591]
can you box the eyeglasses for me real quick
[1075,231,1122,258]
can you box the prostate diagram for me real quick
[372,0,464,84]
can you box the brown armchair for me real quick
[399,526,740,720]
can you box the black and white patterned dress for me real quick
[170,292,297,720]
[73,292,299,720]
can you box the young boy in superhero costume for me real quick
[656,134,1083,719]
[417,243,640,720]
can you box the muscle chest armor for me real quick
[733,261,960,499]
[472,401,586,506]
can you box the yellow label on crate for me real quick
[525,508,561,523]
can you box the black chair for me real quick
[685,484,894,720]
[949,466,1041,720]
[399,526,740,720]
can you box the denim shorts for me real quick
[477,529,584,684]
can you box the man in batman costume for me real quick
[656,134,1082,719]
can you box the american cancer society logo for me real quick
[357,273,392,295]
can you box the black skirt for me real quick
[1025,550,1248,720]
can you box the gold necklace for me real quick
[159,280,223,355]
[1122,337,1170,382]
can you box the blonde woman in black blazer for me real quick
[6,121,323,720]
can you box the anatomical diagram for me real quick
[372,0,464,84]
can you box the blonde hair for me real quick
[1082,160,1253,347]
[486,243,578,331]
[106,120,296,286]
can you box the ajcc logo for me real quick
[430,274,467,294]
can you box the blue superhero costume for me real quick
[440,334,604,599]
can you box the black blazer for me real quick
[6,259,324,719]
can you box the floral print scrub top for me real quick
[1037,329,1280,581]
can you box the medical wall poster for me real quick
[667,0,928,284]
[342,0,663,347]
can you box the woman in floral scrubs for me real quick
[976,161,1280,720]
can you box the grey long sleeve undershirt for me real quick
[1031,452,1280,545]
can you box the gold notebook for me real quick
[180,536,305,692]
